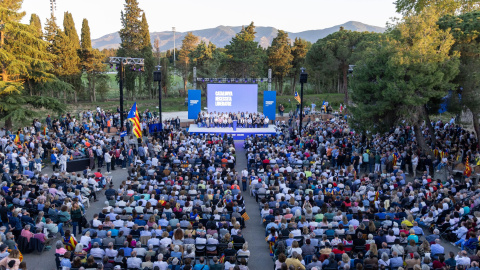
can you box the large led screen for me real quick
[207,84,258,113]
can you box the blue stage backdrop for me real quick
[188,90,202,119]
[263,91,277,120]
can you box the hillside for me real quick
[91,21,385,50]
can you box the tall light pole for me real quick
[268,68,272,91]
[50,0,56,17]
[154,65,163,140]
[299,67,308,136]
[109,57,144,131]
[172,27,176,67]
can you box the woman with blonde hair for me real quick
[402,215,414,227]
[237,242,250,260]
[366,243,378,257]
[368,220,376,233]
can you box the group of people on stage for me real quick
[195,111,270,128]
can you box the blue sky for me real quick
[20,0,399,39]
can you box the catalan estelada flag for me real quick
[393,152,399,166]
[127,102,142,139]
[294,91,301,103]
[464,156,472,177]
[14,133,20,145]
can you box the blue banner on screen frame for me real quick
[263,91,277,120]
[188,90,202,119]
[120,131,127,137]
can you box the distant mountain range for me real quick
[91,21,385,50]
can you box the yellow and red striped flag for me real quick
[294,91,301,104]
[241,209,250,221]
[464,156,472,177]
[127,102,142,139]
[14,133,20,145]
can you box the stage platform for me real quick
[187,124,277,139]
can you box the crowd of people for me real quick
[195,112,270,129]
[0,100,478,270]
[0,105,251,270]
[243,111,480,270]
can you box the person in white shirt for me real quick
[152,157,159,167]
[80,231,92,247]
[89,242,105,258]
[126,251,142,268]
[105,242,118,257]
[455,251,471,266]
[59,153,68,173]
[19,154,28,173]
[92,215,102,228]
[147,237,160,247]
[153,254,168,270]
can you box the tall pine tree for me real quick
[140,12,155,98]
[178,32,199,96]
[44,13,58,44]
[267,30,293,94]
[29,13,42,37]
[0,0,65,128]
[290,38,308,93]
[63,12,80,49]
[80,18,106,102]
[224,22,266,78]
[80,18,91,50]
[118,0,143,99]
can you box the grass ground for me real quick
[67,93,345,115]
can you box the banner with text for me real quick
[207,84,258,113]
[263,90,277,120]
[188,90,202,119]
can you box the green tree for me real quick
[80,18,107,102]
[154,37,161,64]
[139,12,155,98]
[80,18,91,50]
[190,41,224,94]
[438,10,480,146]
[29,13,42,37]
[63,11,80,49]
[267,30,293,95]
[160,57,170,97]
[178,32,199,96]
[223,22,266,78]
[306,27,366,103]
[51,29,81,100]
[351,6,459,154]
[0,0,65,128]
[118,0,143,98]
[290,38,308,94]
[394,0,479,15]
[44,13,58,44]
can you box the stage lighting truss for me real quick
[196,78,268,84]
[109,57,145,72]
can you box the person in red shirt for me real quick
[94,169,103,182]
[432,255,446,269]
[332,243,346,254]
